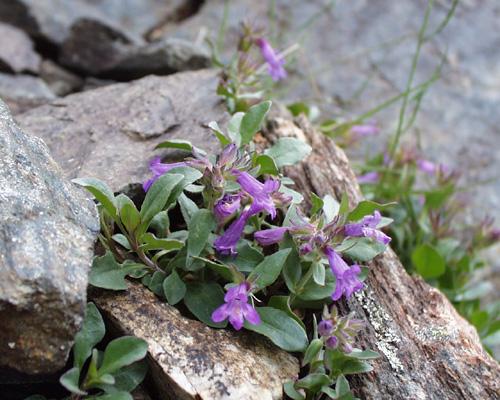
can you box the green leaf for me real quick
[155,139,205,155]
[283,381,306,400]
[227,112,244,145]
[140,232,184,252]
[336,375,350,396]
[297,268,335,301]
[73,303,105,369]
[163,270,186,305]
[341,359,373,375]
[178,193,199,224]
[120,203,140,234]
[411,243,446,279]
[186,209,216,266]
[268,295,305,329]
[98,337,148,376]
[312,261,326,285]
[338,193,350,216]
[228,241,264,272]
[454,282,493,302]
[240,101,272,145]
[244,307,308,352]
[104,361,147,393]
[296,373,331,392]
[347,200,395,221]
[184,282,227,328]
[148,271,167,296]
[280,185,304,203]
[89,392,133,400]
[208,121,231,146]
[73,177,116,217]
[149,211,170,237]
[302,338,323,366]
[310,193,324,215]
[323,194,339,223]
[255,154,279,175]
[89,252,145,290]
[265,137,312,168]
[337,237,387,262]
[140,173,184,227]
[348,349,380,360]
[194,257,235,281]
[60,367,86,395]
[248,249,291,290]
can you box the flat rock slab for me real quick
[92,283,299,400]
[0,22,40,74]
[16,69,227,192]
[0,99,98,374]
[0,72,56,115]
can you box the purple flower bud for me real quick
[214,194,241,223]
[218,143,238,167]
[417,159,437,175]
[214,209,252,255]
[350,121,380,139]
[211,282,261,330]
[342,343,353,353]
[357,171,379,184]
[325,336,338,349]
[254,227,289,246]
[299,242,314,255]
[324,246,364,301]
[256,38,287,81]
[143,157,187,191]
[318,320,334,337]
[344,211,391,245]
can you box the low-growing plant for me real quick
[26,303,148,400]
[75,101,394,399]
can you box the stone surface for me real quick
[16,69,227,192]
[92,283,299,400]
[0,72,56,115]
[0,22,41,74]
[0,99,99,374]
[59,20,210,79]
[0,0,191,45]
[39,59,83,96]
[262,115,500,399]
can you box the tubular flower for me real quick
[344,211,391,245]
[357,171,380,184]
[324,246,364,301]
[213,209,252,256]
[143,157,187,191]
[214,194,241,224]
[254,226,290,246]
[234,170,283,218]
[256,38,287,81]
[211,282,260,330]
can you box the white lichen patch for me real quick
[353,288,404,372]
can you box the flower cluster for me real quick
[318,305,365,353]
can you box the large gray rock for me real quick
[59,19,209,79]
[92,283,299,400]
[0,72,56,115]
[16,69,227,192]
[0,0,191,45]
[0,99,98,374]
[0,22,41,74]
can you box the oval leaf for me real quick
[98,337,148,376]
[240,101,272,145]
[248,249,291,289]
[411,243,446,279]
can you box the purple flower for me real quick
[344,211,391,245]
[417,159,437,175]
[318,320,334,337]
[357,171,379,184]
[214,194,241,224]
[325,336,338,349]
[234,171,280,219]
[211,282,261,330]
[213,209,252,255]
[254,226,290,246]
[143,157,187,191]
[256,38,287,81]
[218,143,238,166]
[350,122,380,139]
[324,246,364,301]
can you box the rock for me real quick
[0,99,99,374]
[39,59,83,96]
[0,0,195,46]
[0,22,41,74]
[59,20,209,79]
[0,72,56,115]
[58,17,141,76]
[103,38,211,80]
[92,283,299,400]
[16,69,226,192]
